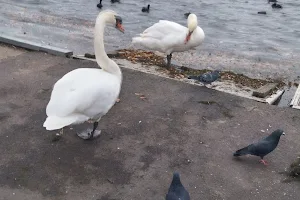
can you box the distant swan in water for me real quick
[97,0,103,9]
[142,4,150,12]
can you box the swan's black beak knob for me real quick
[115,15,124,33]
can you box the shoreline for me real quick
[1,39,298,107]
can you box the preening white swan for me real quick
[132,13,205,68]
[43,10,125,140]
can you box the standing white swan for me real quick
[43,10,125,140]
[132,13,205,68]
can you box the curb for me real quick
[0,34,73,57]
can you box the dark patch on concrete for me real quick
[0,122,132,196]
[198,100,217,105]
[0,102,20,121]
[97,194,117,200]
[139,146,166,170]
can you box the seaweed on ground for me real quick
[95,49,286,89]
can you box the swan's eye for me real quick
[115,15,123,24]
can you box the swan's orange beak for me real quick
[116,22,124,33]
[185,31,193,44]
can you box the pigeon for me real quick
[166,172,190,200]
[233,129,285,165]
[188,70,220,85]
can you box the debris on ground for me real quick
[85,49,285,89]
[135,93,147,100]
[289,155,300,179]
[104,49,286,90]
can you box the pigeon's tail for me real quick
[233,146,250,157]
[188,75,199,80]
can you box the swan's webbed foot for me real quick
[77,122,101,140]
[77,129,101,140]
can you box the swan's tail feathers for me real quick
[43,116,77,130]
[132,36,143,44]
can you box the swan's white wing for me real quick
[143,20,186,35]
[133,20,188,53]
[44,68,120,130]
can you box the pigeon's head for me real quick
[171,172,182,185]
[213,70,221,77]
[271,129,285,138]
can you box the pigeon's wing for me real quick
[199,73,212,83]
[181,190,191,200]
[248,140,275,156]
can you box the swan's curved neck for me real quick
[94,15,122,78]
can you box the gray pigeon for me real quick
[188,70,220,85]
[233,129,285,165]
[166,172,190,200]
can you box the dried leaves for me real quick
[110,49,285,89]
[113,49,165,67]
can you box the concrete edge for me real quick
[72,55,270,104]
[290,85,300,109]
[0,34,73,57]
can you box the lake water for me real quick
[1,0,300,81]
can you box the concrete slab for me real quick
[252,83,279,98]
[1,48,300,200]
[290,85,300,109]
[0,35,73,57]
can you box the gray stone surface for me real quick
[253,83,279,98]
[0,35,73,57]
[0,46,300,200]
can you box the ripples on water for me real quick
[0,0,300,79]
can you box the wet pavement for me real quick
[0,44,300,200]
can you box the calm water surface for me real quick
[0,0,300,81]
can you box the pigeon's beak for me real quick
[282,132,286,135]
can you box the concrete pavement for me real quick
[1,44,300,200]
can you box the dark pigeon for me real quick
[233,129,285,165]
[166,172,190,200]
[188,70,220,84]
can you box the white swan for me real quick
[43,10,124,140]
[132,13,205,68]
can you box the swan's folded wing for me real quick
[46,69,119,118]
[141,20,186,38]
